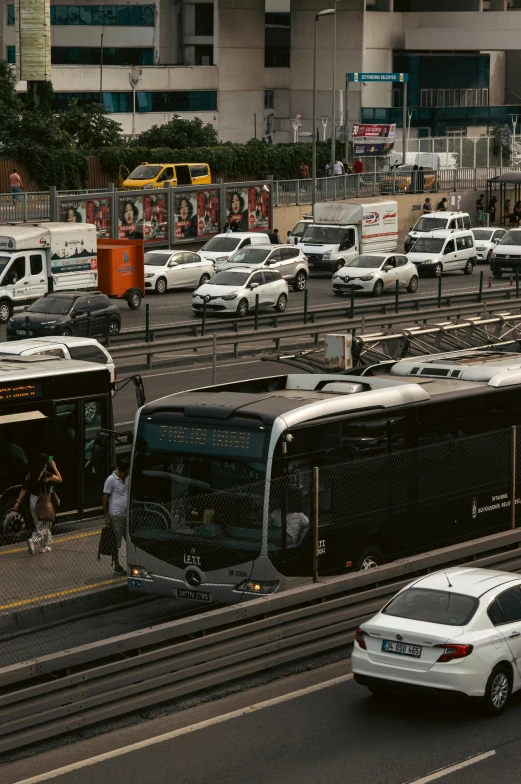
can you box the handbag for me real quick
[98,525,117,559]
[34,475,55,523]
[51,488,60,510]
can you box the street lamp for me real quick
[330,0,343,181]
[312,8,336,210]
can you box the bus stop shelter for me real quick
[487,171,521,226]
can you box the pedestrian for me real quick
[476,194,485,227]
[511,200,521,227]
[298,162,310,179]
[411,164,419,193]
[422,197,432,215]
[223,221,232,235]
[332,159,344,176]
[353,158,364,175]
[488,195,497,226]
[269,228,282,244]
[418,165,425,192]
[267,135,273,145]
[437,197,448,212]
[13,454,62,554]
[9,169,22,206]
[102,455,130,576]
[286,229,293,244]
[261,137,267,143]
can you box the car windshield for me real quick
[382,587,478,626]
[500,231,521,246]
[0,255,12,276]
[413,217,447,232]
[345,255,384,269]
[291,221,309,237]
[26,297,71,314]
[210,270,251,286]
[472,230,494,241]
[144,253,170,267]
[201,237,241,252]
[228,248,271,264]
[128,165,162,180]
[410,238,445,253]
[302,226,345,244]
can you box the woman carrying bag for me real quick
[13,454,62,554]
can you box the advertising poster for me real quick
[226,185,271,232]
[49,226,97,275]
[174,189,220,240]
[351,123,396,139]
[118,194,168,243]
[61,198,112,238]
[353,141,394,157]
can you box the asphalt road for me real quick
[3,659,521,784]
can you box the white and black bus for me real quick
[127,348,521,604]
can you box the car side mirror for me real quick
[4,273,16,285]
[168,261,177,267]
[250,282,259,289]
[383,265,393,272]
[73,309,84,317]
[494,237,501,244]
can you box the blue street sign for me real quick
[348,72,409,83]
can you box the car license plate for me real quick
[16,329,32,336]
[382,639,422,657]
[177,589,211,602]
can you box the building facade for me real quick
[1,0,520,141]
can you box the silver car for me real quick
[216,244,309,291]
[144,250,215,294]
[192,267,289,318]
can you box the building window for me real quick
[194,3,213,36]
[265,12,290,68]
[7,4,14,24]
[264,90,275,109]
[53,91,218,113]
[7,46,15,64]
[50,5,155,26]
[52,47,154,66]
[194,45,213,65]
[420,88,489,108]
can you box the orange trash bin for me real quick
[97,239,145,309]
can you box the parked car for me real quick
[332,253,418,297]
[490,229,521,278]
[472,228,507,263]
[6,292,121,340]
[192,268,288,318]
[405,211,471,252]
[379,165,438,194]
[352,566,521,715]
[217,244,309,291]
[198,233,271,265]
[144,250,214,294]
[407,230,476,277]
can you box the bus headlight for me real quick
[235,579,280,594]
[130,565,150,579]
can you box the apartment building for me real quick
[2,0,520,141]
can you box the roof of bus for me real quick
[0,355,109,380]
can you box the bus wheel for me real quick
[0,498,30,543]
[354,545,384,571]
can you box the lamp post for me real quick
[312,8,336,210]
[330,0,342,181]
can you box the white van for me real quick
[199,232,271,264]
[288,216,312,245]
[407,229,477,277]
[404,211,471,252]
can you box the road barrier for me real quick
[1,527,521,753]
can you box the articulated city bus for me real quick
[127,348,521,604]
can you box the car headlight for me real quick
[192,292,200,298]
[332,274,341,280]
[235,579,279,594]
[221,291,238,301]
[360,274,375,281]
[405,235,411,242]
[322,251,331,260]
[41,321,56,325]
[144,272,155,278]
[216,256,229,262]
[476,245,486,251]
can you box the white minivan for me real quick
[198,232,271,265]
[404,211,471,253]
[407,230,477,277]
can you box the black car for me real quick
[6,292,121,340]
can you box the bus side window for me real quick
[415,404,457,446]
[341,416,406,460]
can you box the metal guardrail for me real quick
[1,527,520,752]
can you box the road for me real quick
[3,658,521,784]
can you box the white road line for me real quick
[404,750,496,784]
[11,674,353,784]
[134,357,267,380]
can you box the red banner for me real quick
[351,124,396,139]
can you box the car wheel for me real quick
[354,545,385,571]
[61,328,72,337]
[237,299,249,318]
[0,300,12,324]
[275,293,287,312]
[108,320,120,335]
[292,271,307,292]
[199,273,211,286]
[493,271,503,279]
[84,400,100,424]
[372,280,384,297]
[487,249,493,262]
[333,260,344,273]
[406,275,419,293]
[463,259,474,275]
[128,289,142,309]
[0,496,31,544]
[433,262,443,278]
[481,665,511,716]
[155,277,167,295]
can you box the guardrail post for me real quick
[395,280,399,313]
[254,294,259,330]
[350,287,355,319]
[212,332,217,385]
[295,179,300,206]
[25,315,30,337]
[372,171,377,197]
[202,301,207,336]
[512,426,517,529]
[49,185,57,222]
[479,270,483,303]
[453,169,457,192]
[313,466,319,583]
[87,310,91,337]
[22,192,27,222]
[438,274,442,308]
[304,288,308,324]
[145,303,150,342]
[517,269,519,299]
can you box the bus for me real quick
[127,347,521,604]
[0,354,123,541]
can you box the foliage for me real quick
[132,116,218,150]
[491,125,511,166]
[58,100,123,151]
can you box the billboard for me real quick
[174,189,220,240]
[17,0,51,81]
[60,198,111,238]
[353,142,395,157]
[49,227,97,275]
[351,124,396,139]
[118,194,168,243]
[226,185,271,232]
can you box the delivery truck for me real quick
[299,201,398,272]
[0,223,99,323]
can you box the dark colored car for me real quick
[6,292,121,341]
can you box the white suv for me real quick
[404,211,471,253]
[192,267,289,317]
[408,230,477,277]
[472,227,507,264]
[199,232,271,264]
[218,244,309,291]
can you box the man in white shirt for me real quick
[102,456,130,575]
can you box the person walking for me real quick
[269,228,282,244]
[13,454,62,554]
[476,194,485,227]
[422,197,432,215]
[102,456,130,576]
[9,169,22,206]
[298,162,310,179]
[437,197,448,211]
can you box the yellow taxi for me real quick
[379,165,438,193]
[120,162,211,189]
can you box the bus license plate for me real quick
[382,640,422,657]
[177,589,211,602]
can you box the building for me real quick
[1,0,520,142]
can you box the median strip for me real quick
[0,577,125,611]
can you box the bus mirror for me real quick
[132,374,146,407]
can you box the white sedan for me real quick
[192,267,288,317]
[144,250,215,294]
[353,566,521,715]
[471,228,506,263]
[332,253,419,297]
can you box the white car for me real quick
[192,267,288,318]
[353,566,521,715]
[472,228,506,263]
[144,250,214,294]
[490,229,521,279]
[0,336,114,381]
[408,230,476,277]
[198,232,271,264]
[218,245,309,291]
[332,253,418,297]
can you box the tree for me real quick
[0,59,22,141]
[58,100,123,151]
[133,115,218,149]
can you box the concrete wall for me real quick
[402,11,521,50]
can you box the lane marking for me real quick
[0,577,124,611]
[0,529,101,556]
[404,750,496,784]
[10,674,353,783]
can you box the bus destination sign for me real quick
[150,423,266,458]
[0,382,43,402]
